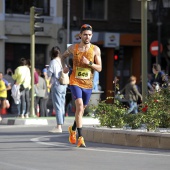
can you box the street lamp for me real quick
[148,0,170,65]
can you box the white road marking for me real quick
[30,135,170,157]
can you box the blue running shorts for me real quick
[69,85,92,105]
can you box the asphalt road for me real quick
[0,125,170,170]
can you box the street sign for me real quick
[150,40,163,56]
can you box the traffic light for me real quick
[119,46,124,60]
[30,6,44,34]
[114,54,119,60]
[114,50,119,67]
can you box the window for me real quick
[83,0,107,20]
[130,0,152,22]
[5,0,50,15]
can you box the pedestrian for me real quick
[12,58,31,118]
[137,74,154,95]
[34,69,48,117]
[42,67,51,95]
[62,24,102,147]
[93,70,99,91]
[4,68,15,113]
[120,76,142,114]
[26,59,39,85]
[0,72,11,121]
[42,67,51,116]
[48,46,69,133]
[151,63,168,89]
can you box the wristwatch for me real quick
[89,61,93,66]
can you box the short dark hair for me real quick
[19,58,27,66]
[130,76,136,82]
[50,46,61,60]
[80,24,92,33]
[26,59,31,67]
[153,63,161,71]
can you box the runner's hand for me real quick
[82,56,89,65]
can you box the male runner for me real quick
[62,24,102,147]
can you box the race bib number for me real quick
[75,67,91,79]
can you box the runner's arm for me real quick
[92,45,102,72]
[62,45,74,60]
[82,45,102,72]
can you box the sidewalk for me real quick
[0,114,100,126]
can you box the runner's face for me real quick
[80,30,93,44]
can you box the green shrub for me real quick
[92,97,126,128]
[93,87,170,131]
[140,87,170,130]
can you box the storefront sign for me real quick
[104,33,120,48]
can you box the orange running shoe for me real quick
[68,126,77,144]
[77,136,86,147]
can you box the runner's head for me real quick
[79,24,93,44]
[80,24,92,33]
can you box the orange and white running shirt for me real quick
[70,44,95,89]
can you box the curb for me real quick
[82,127,170,150]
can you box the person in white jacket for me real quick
[11,84,21,105]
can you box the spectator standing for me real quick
[137,74,154,96]
[0,72,11,121]
[93,70,99,91]
[62,24,102,147]
[4,68,15,113]
[42,68,51,94]
[26,59,39,85]
[12,58,31,118]
[48,46,69,133]
[42,68,51,116]
[34,69,48,117]
[151,63,168,89]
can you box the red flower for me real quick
[142,105,148,112]
[154,99,159,103]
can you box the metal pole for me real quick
[157,21,162,64]
[30,33,35,117]
[30,7,35,117]
[157,0,162,65]
[141,0,148,102]
[67,0,70,44]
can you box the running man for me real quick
[62,24,102,147]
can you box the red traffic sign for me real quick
[150,41,163,56]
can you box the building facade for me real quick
[0,0,66,73]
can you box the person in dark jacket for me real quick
[151,63,168,89]
[120,76,142,114]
